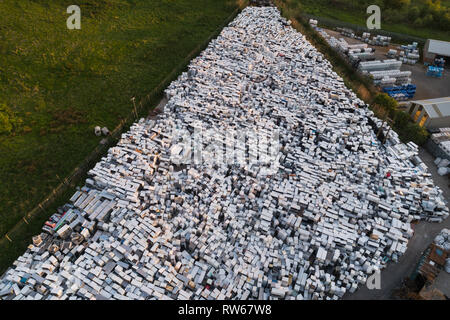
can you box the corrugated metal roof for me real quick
[427,39,450,57]
[411,97,450,119]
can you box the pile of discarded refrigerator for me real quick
[317,29,375,65]
[0,7,448,300]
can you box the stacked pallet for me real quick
[398,43,420,65]
[382,84,416,101]
[370,35,391,47]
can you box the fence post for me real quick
[131,97,138,119]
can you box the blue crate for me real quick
[427,66,443,77]
[384,84,416,100]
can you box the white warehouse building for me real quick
[423,39,450,65]
[407,97,450,129]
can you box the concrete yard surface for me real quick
[402,64,450,101]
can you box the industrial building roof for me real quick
[426,39,450,57]
[412,97,450,119]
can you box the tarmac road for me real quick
[344,147,450,299]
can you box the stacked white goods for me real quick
[317,30,348,53]
[336,39,350,53]
[370,70,412,85]
[402,58,417,65]
[437,158,449,168]
[347,44,368,51]
[431,129,450,160]
[362,32,371,43]
[349,48,374,55]
[349,48,362,54]
[407,53,420,60]
[437,167,449,176]
[358,59,402,72]
[431,128,450,143]
[340,28,356,38]
[434,229,450,252]
[346,46,375,62]
[349,52,375,63]
[379,77,396,87]
[0,7,447,301]
[309,19,318,27]
[370,35,391,46]
[386,49,397,58]
[436,158,450,176]
[401,42,419,51]
[317,29,331,41]
[402,51,420,65]
[441,141,450,157]
[399,43,420,64]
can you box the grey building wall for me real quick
[406,102,450,130]
[427,117,450,130]
[423,40,436,63]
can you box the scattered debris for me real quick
[434,229,450,252]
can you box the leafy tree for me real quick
[443,12,450,29]
[0,112,13,135]
[408,6,421,20]
[423,13,434,25]
[400,123,429,145]
[414,17,424,27]
[385,0,410,9]
[0,103,22,135]
[373,93,398,118]
[393,111,410,130]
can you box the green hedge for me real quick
[374,93,430,145]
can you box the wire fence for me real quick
[0,6,243,250]
[300,13,427,46]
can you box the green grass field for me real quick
[0,0,241,239]
[291,0,450,41]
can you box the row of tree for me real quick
[0,103,22,136]
[406,0,450,29]
[326,0,450,30]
